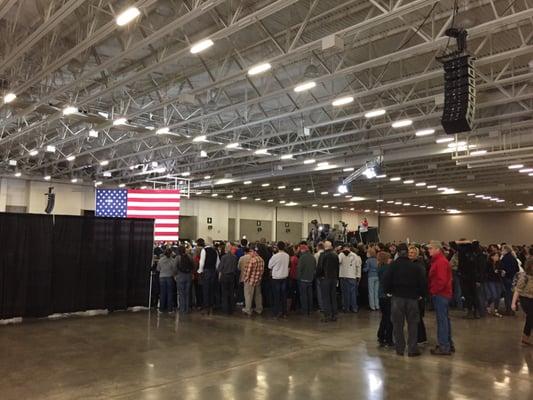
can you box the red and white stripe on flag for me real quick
[126,189,180,242]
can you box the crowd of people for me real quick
[151,238,533,356]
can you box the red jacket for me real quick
[429,252,452,299]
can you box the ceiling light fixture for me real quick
[337,184,348,194]
[113,117,127,126]
[508,164,524,169]
[332,96,354,107]
[294,81,316,92]
[215,178,234,185]
[89,129,99,138]
[200,150,208,158]
[391,119,413,128]
[204,175,211,180]
[119,183,126,188]
[470,150,487,156]
[14,172,21,177]
[343,167,354,172]
[116,6,140,26]
[8,160,17,166]
[66,155,76,161]
[226,142,240,149]
[390,177,402,181]
[403,180,414,184]
[29,149,39,156]
[320,191,328,195]
[248,62,272,76]
[181,171,191,177]
[190,39,214,54]
[241,196,248,200]
[436,137,454,144]
[350,196,365,201]
[303,159,316,164]
[44,175,51,181]
[519,168,533,173]
[156,127,170,135]
[415,128,435,137]
[427,185,437,189]
[4,92,16,103]
[243,181,252,185]
[62,106,77,115]
[293,187,301,191]
[376,174,387,179]
[261,183,270,187]
[364,109,386,118]
[45,145,56,153]
[254,149,270,155]
[100,160,109,166]
[277,185,286,189]
[415,182,426,187]
[193,135,207,142]
[71,178,78,183]
[280,154,293,160]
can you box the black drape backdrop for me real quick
[0,213,154,319]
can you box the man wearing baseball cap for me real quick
[428,241,455,356]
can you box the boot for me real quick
[522,335,531,346]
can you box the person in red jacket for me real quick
[428,241,455,356]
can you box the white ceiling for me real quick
[1,0,533,215]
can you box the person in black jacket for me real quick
[316,241,340,322]
[382,243,427,357]
[501,245,519,315]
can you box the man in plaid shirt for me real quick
[243,248,265,316]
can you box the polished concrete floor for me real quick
[1,308,532,400]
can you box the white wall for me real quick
[0,178,377,241]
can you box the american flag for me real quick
[95,189,180,241]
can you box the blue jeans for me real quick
[340,278,358,312]
[159,277,175,312]
[272,278,288,317]
[299,281,313,315]
[432,295,453,352]
[368,276,380,310]
[484,281,502,309]
[176,274,192,313]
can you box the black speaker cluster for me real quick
[441,55,475,134]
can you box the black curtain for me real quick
[0,213,153,319]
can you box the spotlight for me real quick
[337,184,348,194]
[363,167,376,179]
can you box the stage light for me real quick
[332,96,354,107]
[113,117,127,126]
[281,154,293,160]
[436,137,454,144]
[3,92,16,103]
[67,155,76,161]
[89,129,99,138]
[190,39,214,54]
[8,160,17,166]
[303,159,316,164]
[508,164,524,169]
[248,62,271,76]
[415,128,435,137]
[156,127,170,135]
[29,149,39,156]
[391,119,412,128]
[294,81,316,92]
[363,167,376,179]
[337,184,348,194]
[193,135,207,142]
[243,181,252,185]
[364,109,386,118]
[62,106,77,115]
[116,6,140,26]
[44,175,51,181]
[100,160,109,166]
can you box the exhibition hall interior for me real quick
[1,0,533,399]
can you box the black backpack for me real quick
[178,254,194,273]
